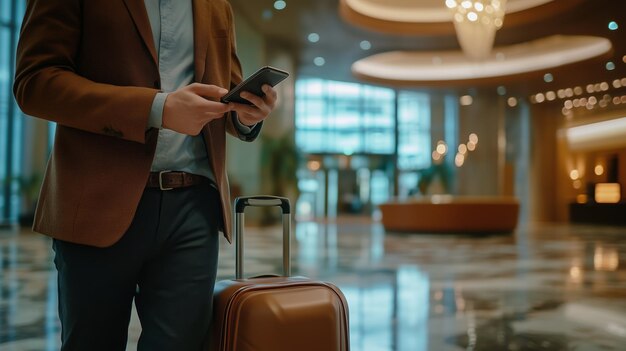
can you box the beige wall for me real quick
[455,92,505,197]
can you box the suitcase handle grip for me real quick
[234,196,291,279]
[235,195,290,214]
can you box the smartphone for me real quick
[221,66,289,105]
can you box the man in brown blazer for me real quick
[14,0,278,350]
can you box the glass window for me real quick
[397,91,431,170]
[0,0,26,223]
[295,78,396,155]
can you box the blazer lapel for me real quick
[193,0,212,82]
[123,0,158,66]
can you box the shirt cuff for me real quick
[148,92,169,129]
[233,112,256,134]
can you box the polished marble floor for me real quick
[1,218,625,351]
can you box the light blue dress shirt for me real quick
[144,0,252,181]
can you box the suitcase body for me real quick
[208,196,350,351]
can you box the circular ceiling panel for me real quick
[344,0,554,23]
[340,0,586,35]
[352,35,612,85]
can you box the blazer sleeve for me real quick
[224,2,263,142]
[13,0,158,144]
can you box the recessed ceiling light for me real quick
[544,73,554,83]
[608,21,618,31]
[274,1,286,11]
[360,40,372,50]
[314,57,326,66]
[606,61,616,71]
[308,33,320,43]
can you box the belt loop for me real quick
[159,170,173,191]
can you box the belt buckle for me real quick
[159,170,173,191]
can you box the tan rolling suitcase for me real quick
[208,196,350,351]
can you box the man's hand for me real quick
[229,85,278,127]
[162,83,232,135]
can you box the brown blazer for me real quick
[13,0,258,247]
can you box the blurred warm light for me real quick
[595,165,604,176]
[576,194,588,204]
[469,133,478,144]
[535,93,545,103]
[595,183,621,203]
[436,141,448,155]
[608,21,619,31]
[546,91,556,101]
[455,153,465,167]
[614,79,622,89]
[307,160,321,171]
[600,82,609,91]
[573,180,582,189]
[573,86,583,96]
[497,86,506,96]
[467,141,476,151]
[458,144,468,154]
[432,150,442,161]
[569,266,582,280]
[446,0,507,60]
[586,84,594,94]
[460,95,473,106]
[569,169,580,180]
[557,89,565,99]
[594,246,619,271]
[564,100,573,109]
[606,62,616,71]
[623,55,626,63]
[507,97,518,107]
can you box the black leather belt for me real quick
[146,171,209,190]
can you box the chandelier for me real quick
[445,0,507,60]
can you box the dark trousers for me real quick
[53,183,221,351]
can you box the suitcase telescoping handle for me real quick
[234,196,291,279]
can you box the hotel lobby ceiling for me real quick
[229,0,626,95]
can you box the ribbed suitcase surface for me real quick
[207,196,350,351]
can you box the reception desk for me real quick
[379,196,519,233]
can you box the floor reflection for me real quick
[1,219,625,350]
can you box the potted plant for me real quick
[258,133,301,224]
[3,173,42,227]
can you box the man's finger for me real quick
[190,83,228,99]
